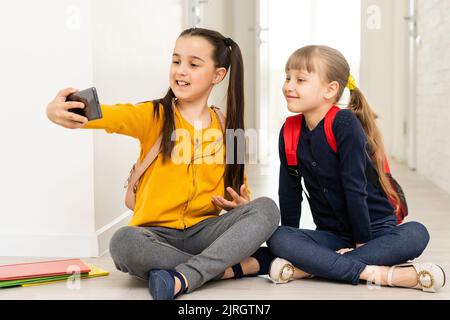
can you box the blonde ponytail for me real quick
[348,87,400,209]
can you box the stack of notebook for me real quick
[0,258,109,288]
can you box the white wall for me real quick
[91,0,184,255]
[358,0,450,194]
[197,0,233,111]
[230,0,257,132]
[415,0,450,194]
[360,0,409,163]
[196,0,256,131]
[0,0,97,257]
[0,0,185,257]
[391,0,410,163]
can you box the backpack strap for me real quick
[383,155,391,174]
[211,106,226,133]
[323,105,341,153]
[283,114,303,177]
[283,106,340,171]
[283,114,303,166]
[126,135,163,191]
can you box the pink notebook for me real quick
[0,258,91,281]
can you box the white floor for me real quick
[1,160,449,300]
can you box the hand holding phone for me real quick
[67,87,102,121]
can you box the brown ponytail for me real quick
[153,28,245,200]
[152,89,176,160]
[223,38,245,199]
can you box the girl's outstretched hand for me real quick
[46,88,89,129]
[212,184,250,211]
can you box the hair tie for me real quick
[223,37,233,48]
[347,74,357,91]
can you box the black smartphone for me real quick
[67,87,102,121]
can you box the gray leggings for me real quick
[109,197,280,293]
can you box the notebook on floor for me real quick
[21,263,109,287]
[0,258,91,281]
[0,273,86,288]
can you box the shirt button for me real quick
[312,161,317,167]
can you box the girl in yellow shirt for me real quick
[46,28,280,300]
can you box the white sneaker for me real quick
[387,262,446,293]
[269,258,295,284]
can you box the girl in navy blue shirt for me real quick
[267,45,445,292]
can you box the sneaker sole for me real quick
[437,264,446,288]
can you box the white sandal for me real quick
[387,262,446,293]
[269,258,295,284]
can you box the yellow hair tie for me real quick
[347,74,357,91]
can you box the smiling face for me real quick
[170,36,227,102]
[283,68,329,113]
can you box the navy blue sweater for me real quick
[278,109,395,244]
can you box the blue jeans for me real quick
[267,216,430,285]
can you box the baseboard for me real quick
[96,210,132,257]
